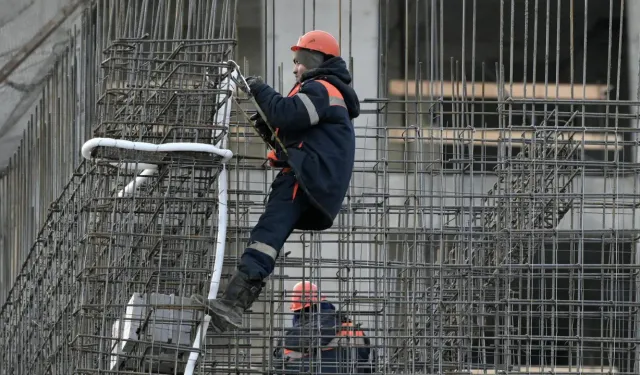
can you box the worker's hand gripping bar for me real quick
[225,60,289,158]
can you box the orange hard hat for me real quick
[291,30,340,57]
[290,281,326,311]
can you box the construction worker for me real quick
[191,30,360,333]
[273,281,375,374]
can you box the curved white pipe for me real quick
[184,67,237,375]
[81,137,234,199]
[81,137,234,163]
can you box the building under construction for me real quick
[1,0,639,374]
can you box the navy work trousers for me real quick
[238,170,310,280]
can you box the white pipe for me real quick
[81,137,234,163]
[184,67,237,375]
[117,167,158,197]
[185,315,211,372]
[208,68,237,299]
[107,162,159,170]
[81,137,234,199]
[208,164,228,299]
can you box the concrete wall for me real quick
[0,0,82,170]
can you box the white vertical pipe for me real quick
[208,68,236,299]
[184,67,237,375]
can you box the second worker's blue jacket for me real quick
[272,303,375,374]
[249,56,360,231]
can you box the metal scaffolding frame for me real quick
[1,0,640,374]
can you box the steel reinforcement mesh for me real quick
[1,1,640,375]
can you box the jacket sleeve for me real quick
[283,315,337,352]
[250,81,331,132]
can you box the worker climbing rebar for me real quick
[272,281,375,374]
[191,30,360,333]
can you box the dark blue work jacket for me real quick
[249,57,360,231]
[272,303,375,374]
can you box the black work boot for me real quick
[191,271,265,332]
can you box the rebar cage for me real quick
[76,1,240,373]
[1,1,640,375]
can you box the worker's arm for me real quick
[250,80,330,132]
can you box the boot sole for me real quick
[205,306,241,329]
[191,295,241,329]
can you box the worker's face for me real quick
[293,56,307,82]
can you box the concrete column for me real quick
[625,2,640,373]
[236,0,265,76]
[627,0,640,161]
